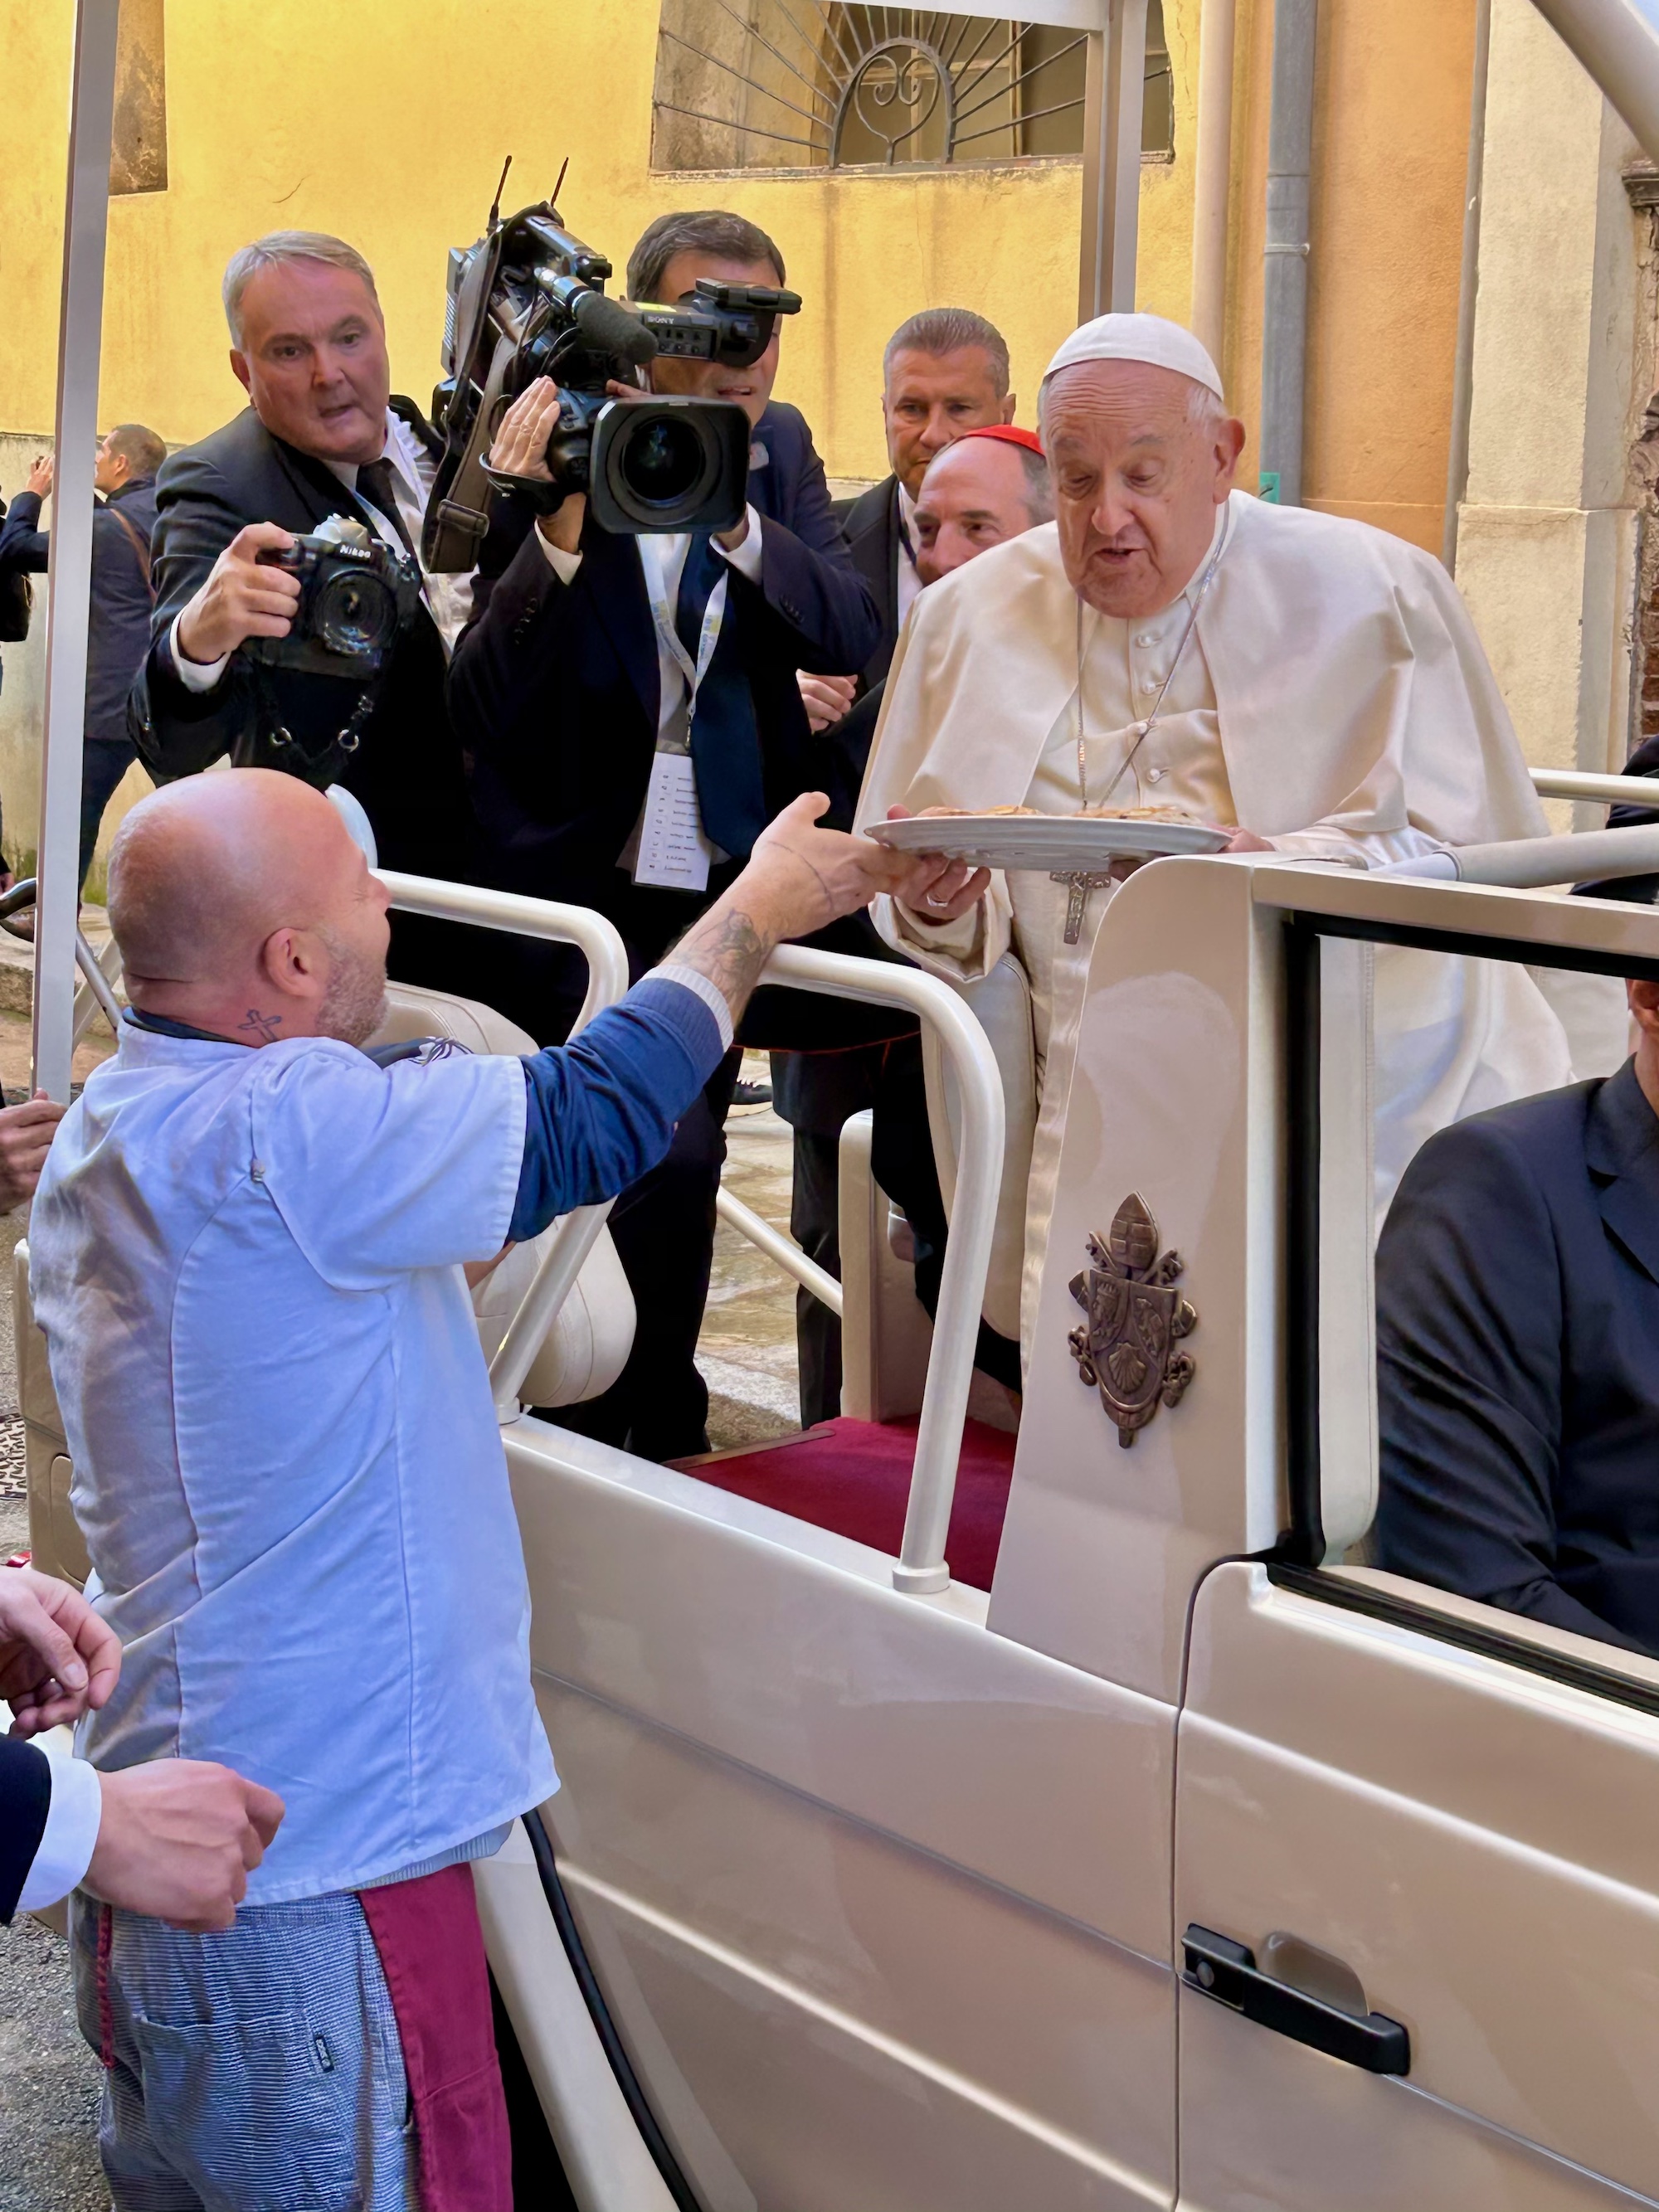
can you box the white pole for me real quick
[1079,0,1151,318]
[33,0,119,1102]
[1190,0,1238,365]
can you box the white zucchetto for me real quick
[1042,312,1225,402]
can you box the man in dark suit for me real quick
[0,1560,280,1928]
[450,209,883,1458]
[0,423,165,886]
[802,304,1014,735]
[1376,975,1659,1655]
[129,231,474,989]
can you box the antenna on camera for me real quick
[549,156,570,216]
[487,153,513,234]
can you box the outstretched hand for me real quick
[0,1564,121,1736]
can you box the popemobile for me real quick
[22,0,1659,2206]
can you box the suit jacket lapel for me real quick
[1588,1058,1659,1288]
[590,532,659,732]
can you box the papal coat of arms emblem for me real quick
[1068,1194,1198,1447]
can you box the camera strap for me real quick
[632,535,730,892]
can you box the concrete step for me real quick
[0,905,117,1017]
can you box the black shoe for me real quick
[732,1077,773,1107]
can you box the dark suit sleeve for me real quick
[449,523,594,764]
[129,450,261,780]
[1374,1119,1650,1653]
[0,492,49,572]
[0,1734,53,1926]
[744,412,880,677]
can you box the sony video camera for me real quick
[249,516,421,681]
[422,192,800,571]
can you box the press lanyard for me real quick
[632,536,729,890]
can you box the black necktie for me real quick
[673,532,767,859]
[355,456,416,561]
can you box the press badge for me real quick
[633,749,716,892]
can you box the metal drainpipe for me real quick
[1259,0,1318,506]
[1443,0,1494,573]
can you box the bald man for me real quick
[27,769,941,2211]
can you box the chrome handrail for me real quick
[376,872,630,1421]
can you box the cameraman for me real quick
[450,209,883,1461]
[129,231,475,989]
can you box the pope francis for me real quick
[856,313,1580,1349]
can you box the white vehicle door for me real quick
[1175,914,1659,2210]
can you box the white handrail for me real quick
[376,872,630,1420]
[761,945,1004,1595]
[1531,768,1659,806]
[1375,823,1659,888]
[715,1186,844,1318]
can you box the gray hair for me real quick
[1037,361,1228,442]
[222,231,381,344]
[103,422,167,478]
[626,211,785,304]
[883,308,1010,396]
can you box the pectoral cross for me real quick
[1052,871,1117,945]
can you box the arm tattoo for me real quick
[236,1009,285,1044]
[675,905,771,1026]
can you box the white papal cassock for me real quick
[855,489,1579,1351]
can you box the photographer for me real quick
[129,231,475,989]
[450,209,882,1461]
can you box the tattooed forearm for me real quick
[674,906,771,1025]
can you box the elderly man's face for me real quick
[231,259,391,469]
[913,439,1042,585]
[1044,362,1243,620]
[645,253,782,429]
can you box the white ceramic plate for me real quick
[867,813,1232,873]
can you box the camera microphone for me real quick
[572,288,657,367]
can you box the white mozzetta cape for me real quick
[856,489,1546,916]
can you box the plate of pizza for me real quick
[867,806,1233,873]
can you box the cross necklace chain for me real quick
[1051,509,1235,943]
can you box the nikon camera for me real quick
[249,517,421,681]
[422,195,800,571]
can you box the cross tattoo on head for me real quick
[1051,871,1117,945]
[236,1009,285,1045]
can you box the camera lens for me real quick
[619,415,708,508]
[315,571,399,659]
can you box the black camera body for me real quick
[247,520,421,681]
[422,197,800,571]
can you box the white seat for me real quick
[918,955,1036,1346]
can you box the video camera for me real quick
[423,192,800,571]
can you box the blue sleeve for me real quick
[509,978,728,1242]
[0,492,48,574]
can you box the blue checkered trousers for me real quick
[73,1890,416,2211]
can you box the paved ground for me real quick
[0,1041,807,2205]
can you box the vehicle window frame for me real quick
[1273,907,1659,1718]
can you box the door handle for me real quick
[1181,1925,1410,2076]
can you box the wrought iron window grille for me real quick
[652,3,1171,173]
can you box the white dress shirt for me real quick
[169,406,469,692]
[538,509,767,865]
[15,1735,102,1913]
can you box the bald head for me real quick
[913,435,1052,586]
[110,771,392,1048]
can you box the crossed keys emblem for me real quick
[1068,1194,1198,1447]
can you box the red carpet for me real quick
[673,1416,1017,1592]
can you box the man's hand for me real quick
[884,805,990,928]
[0,1565,121,1736]
[799,673,858,733]
[85,1762,285,1931]
[175,522,299,667]
[1223,828,1274,853]
[490,378,586,556]
[667,793,940,1029]
[26,455,54,500]
[0,1091,66,1212]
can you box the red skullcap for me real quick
[956,424,1046,456]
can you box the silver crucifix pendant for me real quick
[1052,871,1117,944]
